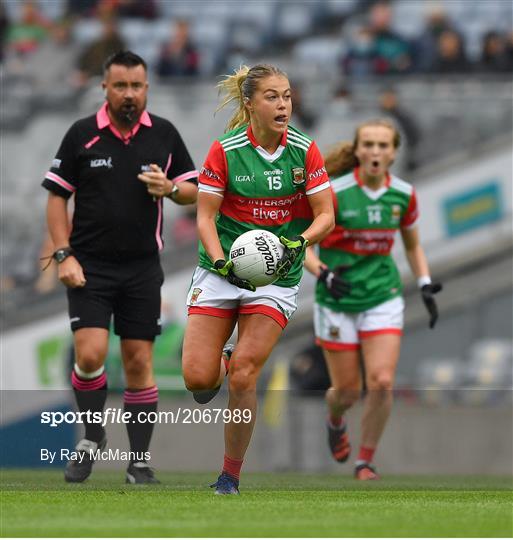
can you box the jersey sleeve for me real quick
[166,126,198,184]
[198,140,227,196]
[401,188,419,229]
[304,141,330,195]
[42,125,78,199]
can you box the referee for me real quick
[42,51,198,484]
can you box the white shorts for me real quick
[314,296,404,351]
[186,267,300,329]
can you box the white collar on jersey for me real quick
[255,144,285,162]
[361,185,389,200]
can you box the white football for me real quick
[229,230,284,287]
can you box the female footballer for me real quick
[181,64,334,494]
[305,119,442,480]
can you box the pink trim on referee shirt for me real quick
[172,170,198,183]
[71,371,107,391]
[124,385,159,404]
[155,197,163,250]
[84,135,100,149]
[154,152,172,251]
[45,171,76,193]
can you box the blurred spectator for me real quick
[74,16,125,88]
[368,1,412,74]
[505,31,513,71]
[343,27,377,77]
[66,0,100,18]
[379,87,420,171]
[289,343,330,395]
[430,30,471,74]
[290,81,317,130]
[6,1,52,56]
[478,31,510,73]
[117,0,158,19]
[156,20,199,78]
[0,1,9,63]
[413,6,454,72]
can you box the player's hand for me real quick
[138,163,169,199]
[276,235,308,279]
[318,265,351,300]
[58,256,86,288]
[213,259,256,292]
[421,282,442,329]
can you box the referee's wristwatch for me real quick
[168,183,179,201]
[53,247,73,264]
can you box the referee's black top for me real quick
[42,103,198,261]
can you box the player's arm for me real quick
[46,192,86,288]
[400,226,430,279]
[304,245,351,300]
[401,226,442,328]
[302,188,335,245]
[304,245,323,276]
[197,191,225,263]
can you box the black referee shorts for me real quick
[67,252,164,341]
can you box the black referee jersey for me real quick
[42,103,198,261]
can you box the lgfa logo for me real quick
[90,157,113,169]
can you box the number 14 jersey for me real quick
[317,167,419,312]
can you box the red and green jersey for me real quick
[198,124,330,286]
[316,167,418,312]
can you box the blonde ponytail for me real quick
[216,64,288,132]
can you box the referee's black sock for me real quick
[71,365,108,443]
[124,386,158,464]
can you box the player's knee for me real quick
[183,365,218,391]
[329,387,360,408]
[368,373,394,392]
[229,361,258,392]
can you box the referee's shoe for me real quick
[193,344,234,404]
[126,462,160,484]
[64,437,107,483]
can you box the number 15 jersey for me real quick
[198,124,330,287]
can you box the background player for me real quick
[42,50,198,484]
[305,119,442,479]
[181,64,334,494]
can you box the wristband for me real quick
[417,276,432,289]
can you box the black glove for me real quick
[318,265,351,300]
[213,259,256,292]
[276,235,308,279]
[421,282,442,329]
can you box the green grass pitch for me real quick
[1,470,512,537]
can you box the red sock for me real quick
[222,454,243,481]
[329,414,343,428]
[358,446,375,463]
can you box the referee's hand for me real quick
[58,256,86,288]
[138,163,170,199]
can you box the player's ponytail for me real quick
[217,64,288,132]
[323,141,357,178]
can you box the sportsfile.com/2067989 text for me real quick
[40,408,252,427]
